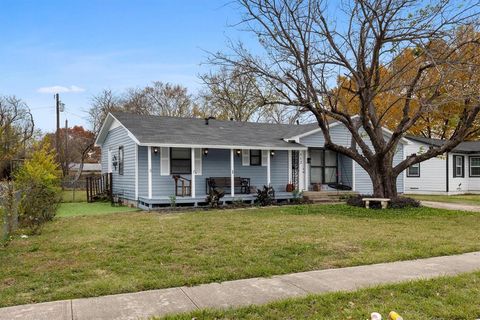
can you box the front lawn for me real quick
[411,194,480,206]
[1,204,480,307]
[57,202,139,217]
[162,271,480,320]
[61,189,88,203]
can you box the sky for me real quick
[0,0,254,132]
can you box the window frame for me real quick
[309,148,338,185]
[469,156,480,177]
[170,147,192,174]
[250,150,262,166]
[118,146,124,175]
[453,155,465,178]
[406,162,420,177]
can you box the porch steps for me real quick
[303,191,357,204]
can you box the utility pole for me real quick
[55,93,60,154]
[65,119,69,177]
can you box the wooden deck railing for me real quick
[86,173,113,203]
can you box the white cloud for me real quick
[37,85,85,94]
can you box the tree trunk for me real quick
[368,157,398,198]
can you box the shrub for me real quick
[256,185,275,206]
[389,196,421,209]
[346,194,420,209]
[291,189,305,204]
[14,143,61,233]
[205,188,225,208]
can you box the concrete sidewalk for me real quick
[2,252,480,320]
[421,200,480,212]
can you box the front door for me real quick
[309,148,338,188]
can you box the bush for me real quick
[346,194,420,209]
[205,188,225,208]
[256,185,275,206]
[14,143,61,233]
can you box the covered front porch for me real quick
[137,146,307,209]
[137,192,297,209]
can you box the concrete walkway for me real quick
[2,252,480,320]
[421,200,480,212]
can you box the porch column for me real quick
[304,150,309,191]
[267,149,271,186]
[148,146,152,199]
[191,148,196,198]
[288,150,292,183]
[230,149,235,196]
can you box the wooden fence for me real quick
[86,173,113,203]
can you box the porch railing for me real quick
[86,173,113,203]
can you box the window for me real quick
[406,163,420,177]
[453,155,464,178]
[250,150,261,166]
[118,146,124,175]
[469,156,480,177]
[309,148,338,184]
[170,148,191,174]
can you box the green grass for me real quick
[161,271,480,320]
[61,189,87,203]
[1,204,480,307]
[411,194,480,206]
[57,202,139,217]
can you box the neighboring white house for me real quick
[404,135,480,195]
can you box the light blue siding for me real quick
[270,151,289,192]
[300,125,351,147]
[138,147,288,198]
[300,126,405,194]
[138,146,148,197]
[101,126,137,200]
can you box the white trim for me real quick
[95,113,141,147]
[148,146,152,199]
[288,150,292,183]
[230,149,235,197]
[352,158,356,191]
[139,142,307,151]
[194,148,202,175]
[299,151,305,191]
[304,149,309,190]
[261,150,269,167]
[107,149,112,173]
[160,147,170,176]
[242,149,250,166]
[135,144,138,200]
[267,150,271,186]
[191,148,196,198]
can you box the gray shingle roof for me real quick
[112,112,319,149]
[405,135,480,153]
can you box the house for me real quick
[404,135,480,195]
[95,112,407,209]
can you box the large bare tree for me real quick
[199,66,267,121]
[210,0,480,197]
